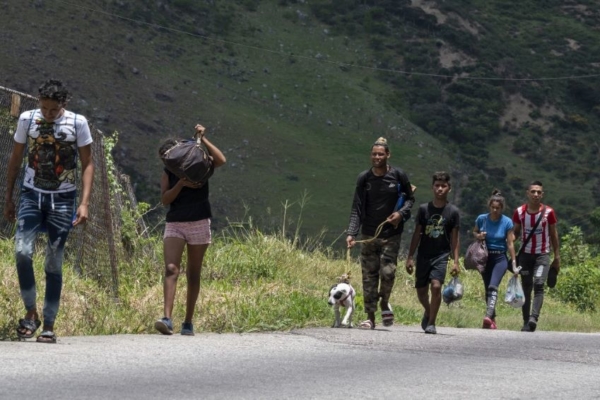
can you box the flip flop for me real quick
[36,330,57,344]
[17,318,42,339]
[381,310,394,327]
[359,320,375,330]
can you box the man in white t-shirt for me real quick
[513,181,560,333]
[3,79,94,343]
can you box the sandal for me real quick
[36,330,57,344]
[381,310,394,327]
[17,318,42,339]
[359,320,375,330]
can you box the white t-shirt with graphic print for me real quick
[14,109,93,193]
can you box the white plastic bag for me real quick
[505,275,525,308]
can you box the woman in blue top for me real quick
[472,190,517,329]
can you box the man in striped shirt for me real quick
[512,181,560,332]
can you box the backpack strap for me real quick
[19,111,37,190]
[73,113,79,192]
[392,168,404,211]
[391,167,414,221]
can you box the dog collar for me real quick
[338,288,354,304]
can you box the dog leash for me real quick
[346,220,389,262]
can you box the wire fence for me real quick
[0,85,142,297]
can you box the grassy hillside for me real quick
[2,0,600,246]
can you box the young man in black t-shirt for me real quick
[406,171,460,334]
[346,137,415,329]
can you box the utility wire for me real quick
[55,0,600,82]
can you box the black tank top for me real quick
[164,169,212,222]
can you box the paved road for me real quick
[1,325,600,399]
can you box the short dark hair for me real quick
[528,180,543,189]
[432,171,451,185]
[158,138,178,157]
[488,189,505,210]
[38,79,71,104]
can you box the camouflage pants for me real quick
[360,234,401,313]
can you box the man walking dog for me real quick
[346,137,414,329]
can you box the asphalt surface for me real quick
[1,325,600,399]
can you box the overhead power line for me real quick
[55,0,600,82]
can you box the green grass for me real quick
[1,221,599,341]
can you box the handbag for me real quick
[464,240,488,273]
[465,217,487,273]
[160,134,214,186]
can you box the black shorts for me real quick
[415,252,450,288]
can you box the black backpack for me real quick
[161,137,214,185]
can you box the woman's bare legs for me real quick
[184,244,208,323]
[163,237,186,319]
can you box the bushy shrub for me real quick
[551,227,600,311]
[552,261,600,312]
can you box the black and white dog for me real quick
[328,273,356,328]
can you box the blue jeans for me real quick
[15,188,76,325]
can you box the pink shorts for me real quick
[163,219,212,245]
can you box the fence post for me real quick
[10,94,21,117]
[97,133,120,298]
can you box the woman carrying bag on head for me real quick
[154,124,226,336]
[472,190,517,330]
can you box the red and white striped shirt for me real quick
[512,204,557,255]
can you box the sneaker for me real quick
[181,322,194,336]
[521,323,531,332]
[424,324,437,334]
[527,317,537,332]
[421,313,429,332]
[482,316,493,329]
[155,317,173,335]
